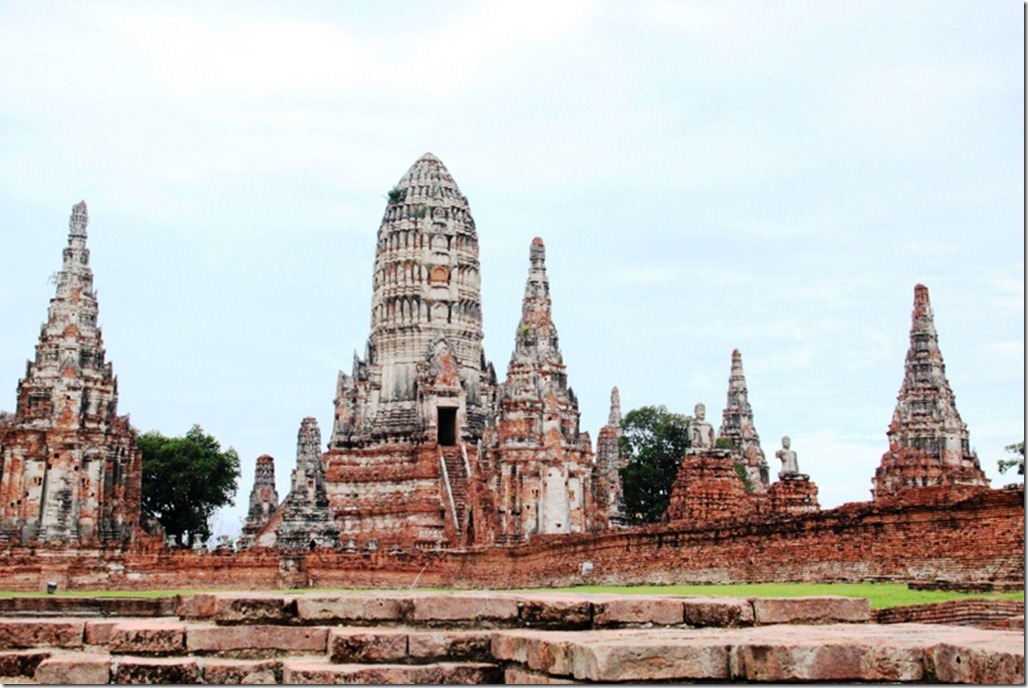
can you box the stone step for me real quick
[281,659,503,684]
[0,596,175,618]
[491,622,1025,684]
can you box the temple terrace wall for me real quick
[0,486,1020,593]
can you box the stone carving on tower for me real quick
[321,154,498,550]
[594,387,627,528]
[717,349,770,491]
[872,284,989,500]
[0,201,142,546]
[480,238,598,544]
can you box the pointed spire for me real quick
[873,284,988,499]
[513,238,560,361]
[717,348,769,490]
[608,386,622,426]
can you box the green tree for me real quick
[138,425,241,547]
[998,441,1025,482]
[618,405,691,524]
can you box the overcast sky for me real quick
[0,1,1022,539]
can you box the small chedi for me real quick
[594,387,627,527]
[717,349,770,491]
[237,454,279,549]
[872,284,989,500]
[0,202,142,546]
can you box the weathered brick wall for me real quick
[874,598,1023,626]
[0,487,1021,592]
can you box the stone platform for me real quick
[0,591,1021,684]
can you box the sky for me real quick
[0,1,1022,539]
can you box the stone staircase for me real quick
[0,592,1023,684]
[440,445,468,535]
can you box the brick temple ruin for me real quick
[0,202,142,546]
[0,157,1022,595]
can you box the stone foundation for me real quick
[0,592,1022,684]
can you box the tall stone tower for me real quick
[717,349,769,491]
[323,154,497,550]
[0,201,142,545]
[480,238,597,544]
[330,153,496,448]
[873,284,989,500]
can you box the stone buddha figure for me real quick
[689,403,715,451]
[776,436,801,479]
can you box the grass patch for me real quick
[0,583,1021,610]
[557,582,1024,610]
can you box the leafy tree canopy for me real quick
[138,424,241,547]
[618,405,691,524]
[998,441,1025,480]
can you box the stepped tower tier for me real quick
[331,153,496,448]
[717,349,769,491]
[872,284,989,500]
[0,201,142,545]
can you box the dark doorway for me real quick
[437,407,457,446]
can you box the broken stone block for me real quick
[34,652,111,684]
[504,666,583,684]
[212,594,294,624]
[411,593,519,626]
[730,639,924,682]
[201,657,281,684]
[407,629,494,662]
[113,656,201,684]
[591,597,684,627]
[282,659,502,684]
[187,624,328,656]
[518,596,592,628]
[0,618,84,648]
[931,639,1026,684]
[294,594,408,623]
[750,596,870,625]
[682,597,754,627]
[569,632,731,682]
[107,619,185,654]
[327,627,408,663]
[0,649,51,678]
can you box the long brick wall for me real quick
[0,487,1021,592]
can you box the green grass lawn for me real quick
[556,582,1025,610]
[0,582,1022,609]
